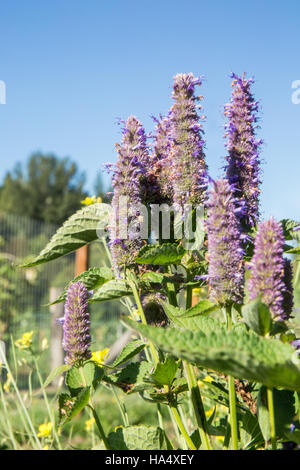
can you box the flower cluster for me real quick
[248,218,292,320]
[109,116,148,269]
[224,73,262,228]
[207,178,244,305]
[169,73,208,207]
[62,281,91,365]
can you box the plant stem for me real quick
[225,305,238,450]
[0,381,18,449]
[111,384,129,426]
[89,405,111,450]
[170,405,197,450]
[34,357,62,450]
[183,361,212,450]
[267,388,277,450]
[129,278,160,364]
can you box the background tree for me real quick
[0,153,88,225]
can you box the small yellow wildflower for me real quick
[42,445,49,450]
[205,408,214,418]
[114,425,123,432]
[81,196,102,206]
[15,331,34,350]
[37,422,53,438]
[3,373,12,393]
[41,337,49,351]
[216,435,224,445]
[84,417,95,432]
[203,375,213,383]
[91,348,110,366]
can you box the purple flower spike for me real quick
[224,73,262,228]
[248,218,292,320]
[207,178,244,306]
[62,282,91,365]
[109,116,147,269]
[169,73,208,207]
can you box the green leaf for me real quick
[111,340,146,368]
[43,364,69,388]
[258,386,298,442]
[66,361,104,395]
[123,318,300,391]
[286,246,300,255]
[162,302,224,332]
[136,243,186,265]
[147,355,179,387]
[90,279,132,302]
[104,361,153,394]
[280,219,300,242]
[20,203,110,267]
[106,425,172,450]
[180,299,218,318]
[59,387,90,425]
[242,297,272,336]
[49,267,114,304]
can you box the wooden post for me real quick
[49,287,64,385]
[75,245,89,276]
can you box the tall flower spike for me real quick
[149,113,174,204]
[109,116,148,269]
[207,179,244,305]
[169,73,208,207]
[62,281,91,365]
[248,218,292,320]
[224,73,262,228]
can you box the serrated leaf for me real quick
[242,297,272,336]
[111,340,146,368]
[43,364,69,388]
[20,203,110,267]
[147,355,179,387]
[106,425,172,450]
[286,246,300,255]
[66,361,104,395]
[49,267,114,305]
[123,318,300,391]
[59,388,90,425]
[163,302,224,332]
[281,219,300,242]
[136,243,186,265]
[104,361,152,394]
[90,279,132,302]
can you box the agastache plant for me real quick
[169,73,208,208]
[109,116,148,269]
[248,218,291,320]
[224,73,262,228]
[207,178,244,306]
[62,281,91,365]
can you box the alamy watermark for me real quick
[0,80,6,104]
[291,80,300,104]
[95,198,205,250]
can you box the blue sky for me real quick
[0,0,299,221]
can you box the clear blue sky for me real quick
[0,0,299,221]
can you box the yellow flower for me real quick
[90,348,110,366]
[41,337,49,351]
[37,422,53,438]
[15,331,34,350]
[42,445,49,450]
[3,373,12,393]
[203,375,213,383]
[84,417,95,432]
[216,436,224,445]
[81,196,102,206]
[114,425,123,432]
[205,408,214,418]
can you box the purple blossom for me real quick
[224,73,262,228]
[62,282,91,365]
[207,178,244,305]
[248,218,292,320]
[169,73,208,207]
[109,116,148,269]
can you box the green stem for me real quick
[111,384,129,426]
[225,305,238,450]
[267,388,277,450]
[89,405,111,450]
[170,405,197,450]
[0,381,18,449]
[183,361,212,450]
[34,358,62,450]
